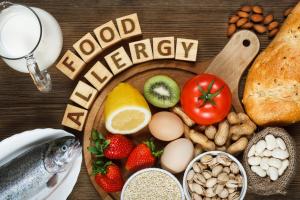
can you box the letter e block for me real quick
[153,37,175,59]
[129,39,153,64]
[94,21,121,49]
[62,104,88,131]
[73,33,102,63]
[175,38,198,61]
[70,81,98,109]
[84,61,113,91]
[116,13,142,39]
[104,47,133,75]
[56,50,86,80]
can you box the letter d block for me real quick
[116,13,142,39]
[175,38,198,62]
[62,104,88,131]
[70,81,98,109]
[56,50,86,80]
[73,33,102,63]
[153,37,175,59]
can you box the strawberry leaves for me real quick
[88,130,110,158]
[144,139,163,158]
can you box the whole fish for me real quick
[0,136,81,200]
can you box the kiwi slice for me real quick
[144,75,180,108]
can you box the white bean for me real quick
[262,149,272,157]
[251,166,267,177]
[268,167,279,181]
[268,158,282,169]
[276,138,287,150]
[278,159,289,176]
[272,148,289,160]
[248,145,256,158]
[255,140,266,155]
[248,156,261,166]
[265,134,277,150]
[260,157,269,171]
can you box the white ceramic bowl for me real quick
[183,151,248,200]
[121,168,185,200]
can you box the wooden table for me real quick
[0,0,299,199]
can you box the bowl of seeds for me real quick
[183,151,247,200]
[121,168,184,200]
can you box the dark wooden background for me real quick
[0,0,299,199]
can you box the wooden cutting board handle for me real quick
[203,30,260,112]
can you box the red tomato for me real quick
[181,74,232,125]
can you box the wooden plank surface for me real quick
[0,0,299,199]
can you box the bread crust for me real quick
[243,3,300,126]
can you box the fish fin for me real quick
[47,174,58,188]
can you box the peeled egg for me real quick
[149,111,184,141]
[161,138,194,174]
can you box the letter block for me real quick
[84,61,113,91]
[104,46,133,75]
[73,33,102,63]
[116,13,142,39]
[94,20,121,49]
[62,104,88,131]
[175,38,198,62]
[153,37,175,59]
[56,50,86,80]
[70,81,98,109]
[129,38,153,64]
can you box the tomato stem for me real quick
[198,80,224,107]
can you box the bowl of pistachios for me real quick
[183,151,247,200]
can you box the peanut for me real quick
[227,112,240,125]
[216,146,227,152]
[251,14,264,23]
[227,24,237,37]
[240,5,252,13]
[189,130,216,151]
[241,22,253,29]
[227,137,248,155]
[194,144,204,157]
[228,15,240,24]
[237,112,250,122]
[252,5,263,14]
[268,28,279,38]
[263,14,274,25]
[171,106,195,127]
[183,124,191,139]
[229,121,256,136]
[236,18,248,27]
[284,7,293,17]
[253,24,267,33]
[205,125,217,140]
[237,11,249,18]
[214,120,230,146]
[268,21,279,31]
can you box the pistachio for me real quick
[192,193,203,200]
[218,188,229,198]
[229,162,239,174]
[201,155,214,165]
[193,162,201,173]
[202,170,213,180]
[187,170,195,181]
[194,173,206,186]
[215,184,224,195]
[226,180,238,188]
[217,172,229,184]
[205,188,216,197]
[216,155,231,166]
[222,167,230,174]
[206,178,217,188]
[212,165,223,177]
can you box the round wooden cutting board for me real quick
[83,30,260,200]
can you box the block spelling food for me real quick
[243,2,300,125]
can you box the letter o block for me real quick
[153,37,175,59]
[94,21,121,49]
[73,33,102,63]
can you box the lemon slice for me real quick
[104,83,151,134]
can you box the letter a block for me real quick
[129,39,153,64]
[116,13,142,39]
[62,104,88,131]
[84,61,113,91]
[153,37,175,59]
[175,38,198,62]
[73,33,102,63]
[70,81,98,109]
[105,47,133,75]
[56,50,86,80]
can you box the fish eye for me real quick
[61,145,68,152]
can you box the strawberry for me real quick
[88,130,134,159]
[125,140,163,172]
[93,161,124,193]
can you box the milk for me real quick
[0,6,63,73]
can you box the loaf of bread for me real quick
[243,3,300,126]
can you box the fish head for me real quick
[44,136,82,173]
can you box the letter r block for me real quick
[129,38,153,64]
[116,13,142,39]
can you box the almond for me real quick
[227,24,237,37]
[252,5,263,14]
[240,5,252,13]
[236,18,248,27]
[254,24,267,33]
[241,22,253,29]
[268,28,279,38]
[284,7,293,17]
[228,15,240,24]
[251,14,264,23]
[237,11,249,18]
[268,21,279,31]
[263,14,274,24]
